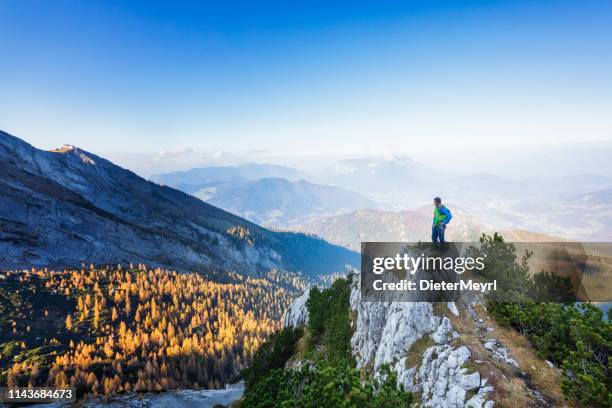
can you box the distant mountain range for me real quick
[295,207,485,251]
[0,131,357,275]
[151,163,306,194]
[153,155,612,241]
[153,167,377,228]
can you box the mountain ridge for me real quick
[151,163,306,194]
[152,167,377,228]
[0,130,357,275]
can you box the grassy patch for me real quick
[404,335,435,369]
[494,378,532,408]
[462,358,480,374]
[493,324,570,407]
[432,302,450,317]
[294,330,311,360]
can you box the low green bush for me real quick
[475,234,611,407]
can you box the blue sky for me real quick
[1,0,611,173]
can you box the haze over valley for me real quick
[152,153,612,244]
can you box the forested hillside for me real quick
[0,265,308,396]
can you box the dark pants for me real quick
[432,224,445,243]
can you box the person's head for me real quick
[434,197,442,207]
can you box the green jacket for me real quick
[433,205,452,226]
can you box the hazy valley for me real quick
[154,154,612,244]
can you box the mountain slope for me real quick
[207,178,377,227]
[0,130,357,275]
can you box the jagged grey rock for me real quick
[432,317,457,344]
[347,274,494,407]
[283,288,311,327]
[466,386,495,408]
[280,273,497,407]
[349,273,440,374]
[415,345,490,407]
[483,338,518,367]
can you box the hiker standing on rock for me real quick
[432,197,452,244]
